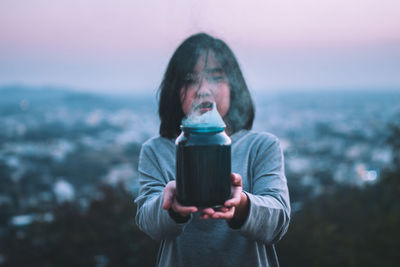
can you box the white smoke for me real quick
[182,102,225,127]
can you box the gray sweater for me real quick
[135,130,291,267]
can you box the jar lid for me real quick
[181,124,225,133]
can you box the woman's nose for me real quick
[196,79,213,97]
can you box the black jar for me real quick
[175,125,232,207]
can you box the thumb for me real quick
[231,173,242,187]
[162,182,175,210]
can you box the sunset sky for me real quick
[0,0,399,93]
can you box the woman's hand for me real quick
[162,180,198,217]
[200,173,249,221]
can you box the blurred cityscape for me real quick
[0,85,399,266]
[252,90,399,206]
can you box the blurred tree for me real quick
[4,184,159,266]
[387,114,400,165]
[277,117,400,267]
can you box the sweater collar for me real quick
[230,129,249,144]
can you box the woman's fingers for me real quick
[164,173,244,218]
[200,207,215,216]
[218,206,230,212]
[163,180,198,217]
[211,207,235,219]
[224,196,240,208]
[200,206,235,220]
[172,201,198,216]
[200,213,210,219]
[202,173,244,219]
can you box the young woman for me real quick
[135,33,290,267]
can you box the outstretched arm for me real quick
[134,143,196,240]
[199,135,291,244]
[235,136,291,244]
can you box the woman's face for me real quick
[180,51,230,118]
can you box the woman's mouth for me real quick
[195,101,213,114]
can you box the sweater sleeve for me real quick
[134,141,191,240]
[230,135,291,245]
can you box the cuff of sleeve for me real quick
[168,208,191,224]
[236,191,258,233]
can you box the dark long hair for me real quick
[158,33,255,138]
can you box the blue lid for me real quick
[181,124,225,133]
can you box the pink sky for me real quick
[0,0,399,93]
